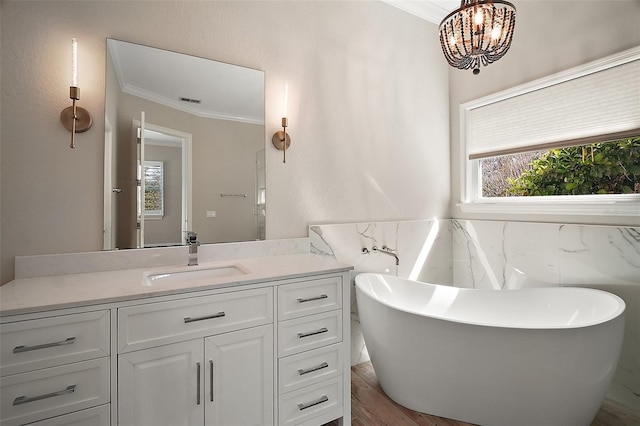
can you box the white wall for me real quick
[0,1,450,284]
[449,0,640,226]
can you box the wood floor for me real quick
[327,362,640,426]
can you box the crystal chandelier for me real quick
[439,0,516,75]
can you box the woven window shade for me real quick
[467,57,640,160]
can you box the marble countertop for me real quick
[0,253,352,317]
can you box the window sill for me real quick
[459,195,640,217]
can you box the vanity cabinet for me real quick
[0,310,111,426]
[1,257,352,426]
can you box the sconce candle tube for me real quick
[283,82,288,117]
[71,38,78,87]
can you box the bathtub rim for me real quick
[355,272,626,330]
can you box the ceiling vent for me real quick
[179,97,202,104]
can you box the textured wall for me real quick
[0,1,450,283]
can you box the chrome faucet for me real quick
[186,231,200,266]
[372,245,400,266]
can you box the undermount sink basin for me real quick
[144,265,247,286]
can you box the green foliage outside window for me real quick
[506,138,640,196]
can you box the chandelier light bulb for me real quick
[474,10,484,25]
[491,26,502,40]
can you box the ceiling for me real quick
[381,0,460,24]
[108,40,265,125]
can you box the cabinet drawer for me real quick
[279,343,343,394]
[118,287,272,352]
[24,404,110,426]
[278,277,342,321]
[278,310,342,358]
[279,376,343,426]
[0,310,110,377]
[0,357,110,426]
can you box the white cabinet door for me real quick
[205,325,274,426]
[118,340,204,426]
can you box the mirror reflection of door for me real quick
[136,112,146,248]
[103,118,119,250]
[134,118,193,248]
[256,148,266,241]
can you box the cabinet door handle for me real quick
[297,394,329,411]
[13,337,76,353]
[297,294,328,303]
[196,362,201,405]
[184,312,225,323]
[298,361,329,376]
[209,360,214,402]
[13,385,76,406]
[297,327,328,339]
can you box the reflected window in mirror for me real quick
[143,161,164,219]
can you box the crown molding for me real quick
[381,0,458,24]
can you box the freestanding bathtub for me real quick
[355,273,626,426]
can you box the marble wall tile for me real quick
[558,224,640,409]
[452,220,560,289]
[310,220,453,284]
[558,225,640,285]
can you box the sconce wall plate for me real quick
[60,105,93,133]
[271,131,291,151]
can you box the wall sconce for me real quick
[60,38,92,148]
[271,82,291,163]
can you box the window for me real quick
[144,161,164,218]
[460,46,640,216]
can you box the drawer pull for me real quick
[196,362,201,405]
[297,394,329,411]
[297,327,328,339]
[297,294,328,303]
[184,312,225,323]
[13,337,76,353]
[13,385,76,406]
[298,361,329,376]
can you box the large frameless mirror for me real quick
[104,39,265,250]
